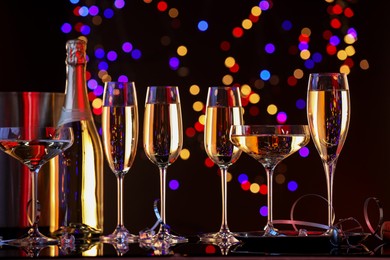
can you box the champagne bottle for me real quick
[55,38,104,241]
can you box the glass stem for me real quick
[219,166,230,233]
[265,167,274,228]
[324,160,337,228]
[117,174,124,228]
[30,168,40,229]
[158,166,167,226]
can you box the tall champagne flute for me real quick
[101,81,139,244]
[200,86,243,245]
[142,86,187,246]
[307,73,351,235]
[230,125,310,236]
[0,126,73,246]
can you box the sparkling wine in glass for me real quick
[0,126,73,246]
[307,73,350,235]
[200,86,243,246]
[142,85,187,246]
[100,81,139,244]
[230,125,310,236]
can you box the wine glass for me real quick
[307,72,351,236]
[0,126,73,246]
[199,86,243,245]
[230,125,310,236]
[142,85,187,246]
[100,81,139,244]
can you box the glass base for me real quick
[52,222,101,241]
[199,231,240,245]
[7,227,58,247]
[199,231,241,255]
[263,224,280,236]
[139,226,187,255]
[100,226,138,244]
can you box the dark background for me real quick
[0,0,389,237]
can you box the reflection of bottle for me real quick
[55,38,104,240]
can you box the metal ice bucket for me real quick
[0,92,64,231]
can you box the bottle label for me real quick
[57,107,91,126]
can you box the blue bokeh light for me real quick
[238,173,249,184]
[281,20,292,31]
[260,206,268,217]
[259,70,271,80]
[197,20,209,31]
[169,179,179,190]
[287,180,298,192]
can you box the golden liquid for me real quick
[230,134,309,168]
[204,106,242,167]
[55,119,104,237]
[143,103,182,167]
[102,106,138,175]
[307,90,350,163]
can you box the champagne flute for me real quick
[101,81,139,244]
[200,86,243,245]
[230,125,310,236]
[0,126,73,246]
[307,73,351,235]
[142,85,187,246]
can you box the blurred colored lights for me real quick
[260,206,267,217]
[114,0,125,9]
[157,1,168,12]
[232,27,244,38]
[287,180,298,192]
[276,111,287,123]
[169,57,180,70]
[180,148,190,160]
[259,1,270,11]
[131,49,142,59]
[238,173,248,184]
[61,23,72,33]
[282,20,292,31]
[259,70,271,80]
[299,146,309,157]
[122,42,133,53]
[103,8,114,19]
[169,179,179,190]
[107,51,118,61]
[295,99,306,109]
[198,20,208,31]
[264,43,275,54]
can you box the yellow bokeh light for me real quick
[337,50,347,60]
[250,183,260,193]
[198,114,205,125]
[360,59,369,70]
[226,172,233,182]
[340,65,350,75]
[251,6,262,16]
[242,19,252,30]
[267,104,278,115]
[177,45,188,56]
[293,69,304,79]
[275,174,285,184]
[222,74,234,85]
[91,98,102,109]
[241,84,252,97]
[345,46,355,56]
[192,101,204,112]
[300,50,311,60]
[301,27,311,37]
[101,73,111,82]
[249,93,260,104]
[344,34,356,44]
[224,57,236,68]
[180,148,190,160]
[168,8,179,18]
[189,84,200,95]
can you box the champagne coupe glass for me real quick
[142,85,187,246]
[0,126,73,246]
[307,73,350,235]
[200,86,243,245]
[230,125,310,236]
[100,81,139,244]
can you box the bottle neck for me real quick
[58,64,92,125]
